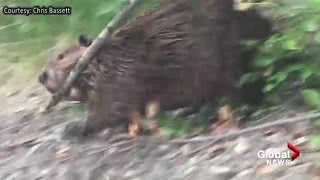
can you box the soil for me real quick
[1,82,320,180]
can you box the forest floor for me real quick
[1,79,320,180]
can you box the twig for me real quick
[39,45,57,56]
[0,22,21,31]
[45,0,141,110]
[254,106,285,123]
[301,149,320,154]
[0,39,48,47]
[87,139,136,156]
[116,143,139,153]
[172,113,320,156]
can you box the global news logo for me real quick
[257,142,301,165]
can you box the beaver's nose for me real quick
[38,72,48,84]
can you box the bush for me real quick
[240,0,320,108]
[0,0,158,69]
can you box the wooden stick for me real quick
[45,0,141,110]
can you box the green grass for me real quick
[0,0,158,93]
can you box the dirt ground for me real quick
[1,82,320,180]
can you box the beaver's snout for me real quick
[38,72,48,84]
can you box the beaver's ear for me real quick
[78,34,93,47]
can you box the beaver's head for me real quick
[38,35,93,101]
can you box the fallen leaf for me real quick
[12,133,39,147]
[208,143,227,158]
[293,136,309,147]
[286,111,297,118]
[181,144,192,155]
[209,165,238,179]
[213,120,239,134]
[263,129,276,137]
[234,137,250,154]
[6,90,20,97]
[256,163,284,175]
[55,146,71,158]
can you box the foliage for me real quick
[311,135,320,149]
[310,119,320,153]
[302,89,320,109]
[239,0,320,109]
[156,106,214,138]
[0,0,158,70]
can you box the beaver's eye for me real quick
[57,54,64,60]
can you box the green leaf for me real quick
[283,39,299,50]
[303,19,319,32]
[268,72,288,85]
[159,128,175,138]
[96,5,117,17]
[302,89,320,109]
[301,70,313,82]
[313,120,320,127]
[287,64,304,72]
[239,40,259,48]
[311,135,320,149]
[264,83,277,92]
[239,72,260,85]
[275,72,288,83]
[314,32,320,44]
[255,56,275,67]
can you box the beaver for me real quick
[39,9,272,103]
[39,0,273,135]
[38,35,95,102]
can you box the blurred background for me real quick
[0,0,158,94]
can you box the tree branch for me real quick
[45,0,141,110]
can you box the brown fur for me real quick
[80,0,236,133]
[39,0,273,135]
[39,36,96,101]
